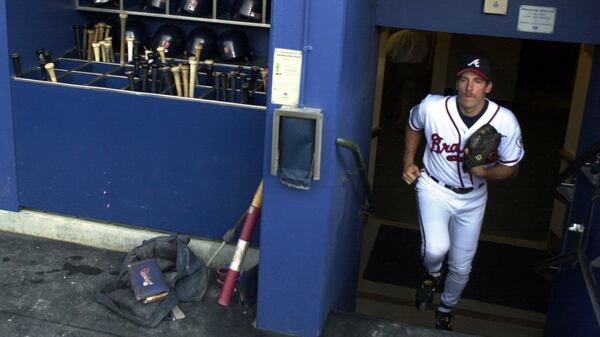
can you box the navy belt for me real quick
[425,170,484,194]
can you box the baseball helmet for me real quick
[179,0,212,17]
[151,24,185,57]
[217,29,252,61]
[123,21,150,49]
[186,27,217,59]
[145,0,166,10]
[235,0,263,22]
[88,0,117,6]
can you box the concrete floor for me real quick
[0,219,476,337]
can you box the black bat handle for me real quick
[219,73,228,101]
[140,64,149,92]
[250,66,259,91]
[10,53,22,77]
[73,25,83,59]
[161,66,173,95]
[151,64,159,93]
[241,82,250,104]
[229,71,238,102]
[206,64,213,86]
[213,72,220,101]
[125,70,136,91]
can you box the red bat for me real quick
[218,180,263,306]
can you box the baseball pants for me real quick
[415,173,488,307]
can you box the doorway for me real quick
[357,29,586,336]
[371,31,580,243]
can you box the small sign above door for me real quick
[517,5,557,34]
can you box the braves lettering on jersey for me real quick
[408,94,524,187]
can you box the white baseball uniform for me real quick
[408,94,525,307]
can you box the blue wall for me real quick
[0,0,18,211]
[11,80,265,239]
[256,0,378,336]
[377,0,600,44]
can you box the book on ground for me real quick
[128,259,170,303]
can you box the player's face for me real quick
[456,72,493,116]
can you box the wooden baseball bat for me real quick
[193,43,203,63]
[45,62,57,82]
[92,42,101,62]
[87,29,95,61]
[100,41,108,62]
[93,24,100,45]
[119,12,128,64]
[218,180,263,306]
[181,63,189,97]
[97,22,106,43]
[188,57,197,98]
[105,24,112,40]
[156,46,167,64]
[105,37,114,63]
[260,66,269,92]
[171,66,182,97]
[126,37,134,62]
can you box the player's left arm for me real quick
[471,111,524,180]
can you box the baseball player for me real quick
[401,55,525,330]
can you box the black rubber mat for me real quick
[363,225,553,312]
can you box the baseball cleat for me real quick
[435,309,454,331]
[415,273,440,310]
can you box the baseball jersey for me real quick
[408,94,525,188]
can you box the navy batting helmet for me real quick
[236,0,263,22]
[124,21,150,48]
[151,24,185,57]
[179,0,212,17]
[217,29,252,61]
[145,0,166,10]
[88,0,118,6]
[186,27,217,59]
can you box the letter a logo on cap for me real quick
[467,59,480,67]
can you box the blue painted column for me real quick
[544,48,600,337]
[256,0,378,336]
[0,0,19,211]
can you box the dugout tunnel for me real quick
[1,1,600,337]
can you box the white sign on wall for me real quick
[271,48,303,106]
[517,5,557,34]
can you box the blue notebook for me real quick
[128,259,170,303]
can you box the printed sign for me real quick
[517,5,557,34]
[271,48,303,106]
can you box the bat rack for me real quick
[13,49,267,108]
[535,143,600,327]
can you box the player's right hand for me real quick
[402,163,421,185]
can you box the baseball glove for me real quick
[463,124,502,171]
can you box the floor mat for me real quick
[363,225,553,312]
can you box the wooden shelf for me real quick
[76,0,270,28]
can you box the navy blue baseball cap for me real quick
[457,55,493,81]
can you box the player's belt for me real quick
[425,170,484,194]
